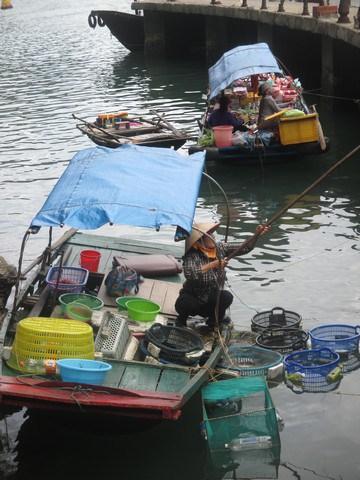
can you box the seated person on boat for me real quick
[257,83,292,130]
[207,95,245,132]
[175,221,269,329]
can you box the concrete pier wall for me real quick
[135,1,360,107]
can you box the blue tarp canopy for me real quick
[31,144,205,235]
[208,43,282,100]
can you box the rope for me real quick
[303,90,360,104]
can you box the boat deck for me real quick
[65,232,183,316]
[105,359,190,392]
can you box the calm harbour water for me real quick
[1,0,360,478]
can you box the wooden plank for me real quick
[120,364,161,391]
[103,362,127,388]
[149,280,167,308]
[162,283,182,317]
[157,369,190,393]
[98,277,155,308]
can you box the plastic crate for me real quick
[218,345,283,377]
[309,324,360,354]
[279,113,319,145]
[284,348,341,393]
[46,266,89,293]
[95,311,130,360]
[7,317,95,373]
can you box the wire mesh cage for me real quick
[284,348,341,393]
[256,327,308,354]
[309,324,360,354]
[217,345,283,377]
[251,307,302,334]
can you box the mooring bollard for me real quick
[337,0,351,23]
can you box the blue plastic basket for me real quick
[57,359,112,385]
[310,324,360,354]
[46,267,89,293]
[284,348,341,393]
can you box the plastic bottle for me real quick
[25,358,45,374]
[225,434,272,451]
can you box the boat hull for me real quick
[90,10,144,52]
[189,138,329,165]
[79,125,188,150]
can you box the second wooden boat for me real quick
[74,112,189,150]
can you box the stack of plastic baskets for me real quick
[309,324,360,373]
[217,344,283,379]
[7,317,95,374]
[284,347,341,393]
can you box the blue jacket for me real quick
[208,110,244,130]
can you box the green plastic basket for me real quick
[115,296,147,311]
[65,302,93,323]
[125,299,161,323]
[58,293,104,313]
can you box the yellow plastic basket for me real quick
[7,317,95,373]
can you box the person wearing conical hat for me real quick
[175,221,269,329]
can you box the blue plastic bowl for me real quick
[57,359,112,385]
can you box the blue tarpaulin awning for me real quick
[208,43,282,100]
[31,144,205,235]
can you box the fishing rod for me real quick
[226,143,360,261]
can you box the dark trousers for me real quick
[175,290,233,326]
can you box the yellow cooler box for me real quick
[279,113,319,145]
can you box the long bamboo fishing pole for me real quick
[211,143,360,344]
[226,143,360,261]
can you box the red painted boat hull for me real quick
[0,376,183,420]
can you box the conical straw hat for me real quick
[185,222,220,252]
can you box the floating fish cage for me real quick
[201,376,281,478]
[251,307,302,334]
[217,345,283,378]
[309,324,360,354]
[256,327,308,354]
[284,348,342,393]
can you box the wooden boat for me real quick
[74,112,189,150]
[0,145,231,421]
[87,10,144,52]
[190,43,329,164]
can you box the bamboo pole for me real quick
[227,144,360,261]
